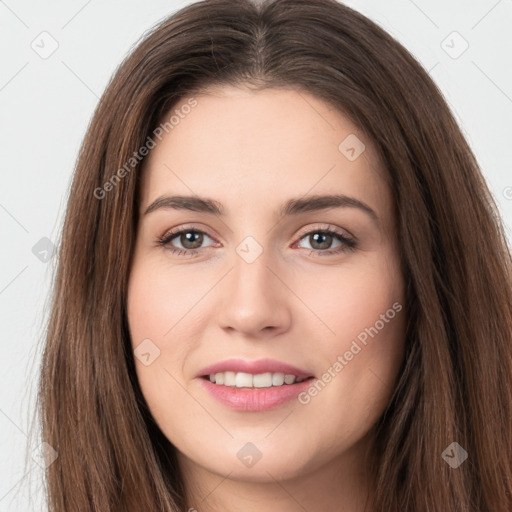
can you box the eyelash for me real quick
[156,224,357,258]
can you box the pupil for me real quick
[312,232,331,250]
[183,231,202,249]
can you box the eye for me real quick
[157,226,217,257]
[156,224,357,258]
[294,225,357,257]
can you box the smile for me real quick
[204,371,307,387]
[197,359,316,411]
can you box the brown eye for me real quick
[305,232,335,250]
[157,227,216,256]
[296,228,356,256]
[175,231,204,250]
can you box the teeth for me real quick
[235,372,253,388]
[284,374,295,385]
[272,373,284,386]
[224,371,236,387]
[253,372,272,388]
[207,371,307,387]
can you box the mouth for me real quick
[197,358,316,411]
[201,372,315,388]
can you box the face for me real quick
[126,85,405,489]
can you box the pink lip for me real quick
[196,358,315,412]
[198,358,313,379]
[199,377,315,411]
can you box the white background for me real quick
[1,0,511,509]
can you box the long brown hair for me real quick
[31,0,512,510]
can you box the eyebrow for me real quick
[144,194,379,224]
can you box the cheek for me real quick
[126,261,173,397]
[126,257,208,414]
[126,257,200,344]
[126,272,166,344]
[299,250,406,414]
[305,250,404,347]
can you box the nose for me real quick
[216,247,292,338]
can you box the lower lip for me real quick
[199,377,315,411]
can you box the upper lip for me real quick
[198,358,314,379]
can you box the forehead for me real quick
[139,86,390,222]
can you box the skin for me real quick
[126,85,406,512]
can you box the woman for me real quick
[34,0,512,510]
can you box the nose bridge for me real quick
[217,234,291,334]
[230,236,277,301]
